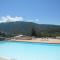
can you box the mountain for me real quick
[0,21,60,37]
[0,21,34,35]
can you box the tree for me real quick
[31,28,37,37]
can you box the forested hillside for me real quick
[0,21,60,37]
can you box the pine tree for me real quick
[31,28,37,37]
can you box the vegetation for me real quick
[31,28,37,37]
[0,21,60,38]
[0,32,15,38]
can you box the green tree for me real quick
[31,28,37,37]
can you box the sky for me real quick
[0,0,60,25]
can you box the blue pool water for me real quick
[0,41,60,60]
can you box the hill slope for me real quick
[0,21,60,37]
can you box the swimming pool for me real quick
[0,41,60,60]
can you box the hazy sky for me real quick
[0,0,60,25]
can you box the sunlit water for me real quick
[0,41,60,60]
